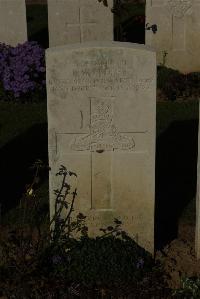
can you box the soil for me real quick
[155,199,200,289]
[1,221,200,292]
[1,202,200,294]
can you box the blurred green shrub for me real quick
[157,66,200,101]
[173,277,200,298]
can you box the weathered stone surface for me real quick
[46,42,156,254]
[0,0,27,46]
[47,0,113,47]
[196,104,200,259]
[146,0,200,73]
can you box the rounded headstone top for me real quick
[46,41,156,54]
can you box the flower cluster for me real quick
[0,41,46,98]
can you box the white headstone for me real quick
[146,0,200,73]
[48,0,113,47]
[46,42,156,254]
[0,0,27,46]
[196,105,200,259]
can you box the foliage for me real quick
[0,163,168,298]
[62,234,153,288]
[0,41,46,101]
[173,277,200,298]
[157,66,200,101]
[157,66,183,101]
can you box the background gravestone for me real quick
[196,105,200,259]
[146,0,200,73]
[0,0,27,46]
[47,0,113,47]
[46,42,156,254]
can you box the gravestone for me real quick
[146,0,200,73]
[48,0,113,47]
[0,0,27,46]
[196,105,200,259]
[46,42,156,254]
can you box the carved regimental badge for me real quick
[70,98,135,152]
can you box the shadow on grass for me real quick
[155,119,199,250]
[0,123,48,216]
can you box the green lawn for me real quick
[0,102,47,148]
[0,101,48,223]
[156,100,199,135]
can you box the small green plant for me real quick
[160,51,168,67]
[0,163,168,298]
[173,277,200,298]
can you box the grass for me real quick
[2,100,198,150]
[156,100,199,136]
[0,4,199,297]
[1,2,199,251]
[0,101,198,280]
[0,99,198,225]
[0,101,48,223]
[0,101,47,148]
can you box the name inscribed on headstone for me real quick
[48,57,153,96]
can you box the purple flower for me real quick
[0,41,46,99]
[52,255,62,265]
[136,258,144,269]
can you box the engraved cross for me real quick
[167,0,193,50]
[56,97,147,211]
[66,3,97,43]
